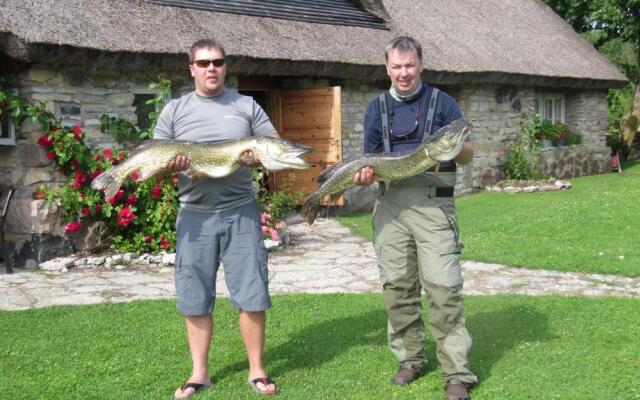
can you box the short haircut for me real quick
[384,36,422,62]
[188,38,226,62]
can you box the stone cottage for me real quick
[0,0,627,268]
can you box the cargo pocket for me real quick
[438,206,464,255]
[420,206,464,288]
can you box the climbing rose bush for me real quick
[36,122,179,253]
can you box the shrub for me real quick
[499,117,546,181]
[254,168,303,241]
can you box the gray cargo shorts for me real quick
[174,201,271,316]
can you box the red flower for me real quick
[159,237,170,250]
[89,169,103,180]
[64,220,82,233]
[130,171,140,182]
[108,189,125,205]
[116,206,136,227]
[171,173,179,186]
[104,148,113,161]
[71,125,84,141]
[81,206,90,217]
[93,153,101,161]
[71,160,80,170]
[73,171,88,187]
[45,151,56,160]
[94,203,103,214]
[126,194,138,205]
[144,235,153,244]
[118,152,126,161]
[37,134,54,147]
[151,184,162,199]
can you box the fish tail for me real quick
[90,170,122,201]
[300,193,322,225]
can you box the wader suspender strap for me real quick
[378,88,440,152]
[378,93,391,153]
[422,87,439,142]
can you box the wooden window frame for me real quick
[535,93,565,124]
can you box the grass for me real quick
[0,295,638,399]
[338,160,640,276]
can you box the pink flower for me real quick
[64,220,82,233]
[261,225,270,235]
[269,228,279,241]
[126,194,138,205]
[81,206,90,217]
[130,171,140,182]
[150,184,162,200]
[275,221,287,230]
[260,213,271,224]
[37,134,54,147]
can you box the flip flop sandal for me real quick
[248,376,279,396]
[174,382,212,399]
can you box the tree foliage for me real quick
[544,0,640,156]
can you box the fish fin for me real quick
[90,170,122,202]
[300,194,322,225]
[316,162,344,184]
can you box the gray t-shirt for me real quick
[153,89,276,211]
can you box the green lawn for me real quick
[339,161,640,276]
[1,295,638,399]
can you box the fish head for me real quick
[254,136,312,171]
[424,119,472,161]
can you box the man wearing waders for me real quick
[353,36,477,400]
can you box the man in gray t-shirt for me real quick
[155,38,279,398]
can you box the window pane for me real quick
[133,94,156,130]
[545,99,553,121]
[534,98,540,116]
[554,98,562,123]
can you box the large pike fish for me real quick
[92,136,311,201]
[301,118,472,225]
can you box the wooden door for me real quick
[271,87,342,204]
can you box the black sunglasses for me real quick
[192,58,225,68]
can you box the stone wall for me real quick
[0,64,190,268]
[0,65,613,266]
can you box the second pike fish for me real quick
[301,118,472,225]
[92,136,312,201]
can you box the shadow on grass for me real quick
[465,303,554,384]
[216,308,387,379]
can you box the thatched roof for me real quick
[0,0,628,88]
